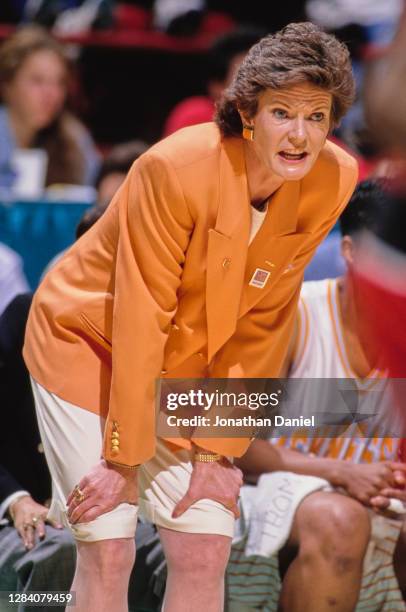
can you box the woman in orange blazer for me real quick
[24,23,357,612]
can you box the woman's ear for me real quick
[238,109,255,141]
[341,235,355,267]
[238,108,253,129]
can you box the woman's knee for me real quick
[76,537,135,579]
[161,530,231,581]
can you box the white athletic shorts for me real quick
[31,378,235,542]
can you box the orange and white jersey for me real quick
[271,277,399,463]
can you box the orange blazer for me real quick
[23,123,358,468]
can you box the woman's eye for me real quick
[272,109,288,119]
[310,112,325,122]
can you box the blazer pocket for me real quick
[79,312,112,350]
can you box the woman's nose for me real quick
[288,117,307,148]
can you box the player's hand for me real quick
[369,466,406,511]
[172,458,243,519]
[337,461,406,506]
[66,460,138,524]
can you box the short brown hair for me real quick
[215,22,355,137]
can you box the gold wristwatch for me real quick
[194,450,222,463]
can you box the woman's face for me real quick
[243,82,333,181]
[4,50,68,130]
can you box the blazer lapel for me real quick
[206,137,251,362]
[238,180,310,316]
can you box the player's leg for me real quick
[394,521,406,600]
[278,491,371,612]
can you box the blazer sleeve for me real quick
[103,152,194,467]
[192,160,358,456]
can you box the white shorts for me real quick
[31,378,235,543]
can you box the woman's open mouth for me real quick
[278,151,308,162]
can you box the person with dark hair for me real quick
[0,26,100,195]
[229,181,406,611]
[304,179,386,282]
[339,178,386,237]
[162,27,264,136]
[0,292,75,604]
[95,140,149,207]
[42,140,149,275]
[24,23,357,612]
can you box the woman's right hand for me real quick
[66,460,138,524]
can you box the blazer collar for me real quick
[214,136,250,236]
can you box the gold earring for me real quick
[242,124,254,141]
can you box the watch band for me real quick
[194,451,222,463]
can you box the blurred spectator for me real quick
[0,294,51,502]
[364,9,406,152]
[0,242,30,316]
[0,463,74,604]
[208,1,307,33]
[306,0,402,45]
[95,139,148,207]
[163,27,264,137]
[24,0,114,32]
[154,0,307,36]
[154,0,205,35]
[42,139,148,273]
[0,26,100,197]
[0,293,70,601]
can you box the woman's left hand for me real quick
[10,496,63,550]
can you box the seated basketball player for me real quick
[227,181,406,612]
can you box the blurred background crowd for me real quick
[0,0,405,298]
[1,1,406,611]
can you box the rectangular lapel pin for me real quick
[249,268,271,289]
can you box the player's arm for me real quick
[235,438,342,483]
